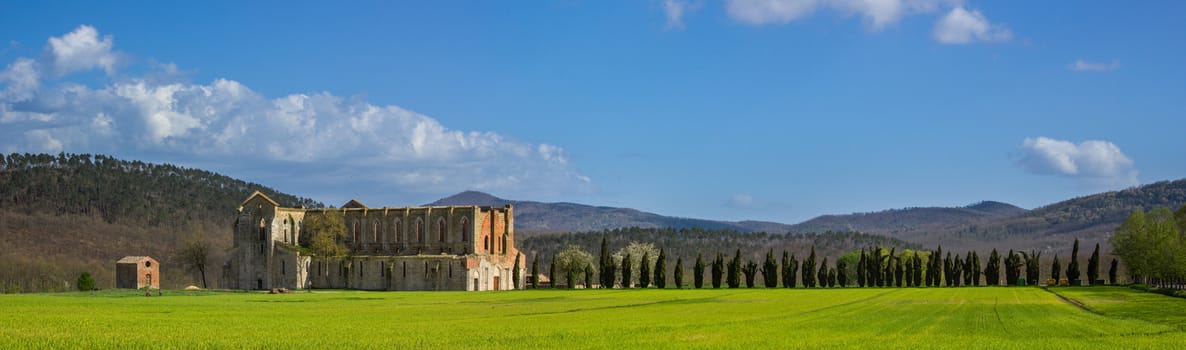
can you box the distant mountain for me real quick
[434,179,1186,255]
[428,191,793,234]
[789,180,1186,253]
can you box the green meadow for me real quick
[1,286,1183,349]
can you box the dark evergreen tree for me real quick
[817,257,829,288]
[986,249,1001,286]
[654,248,667,289]
[943,252,953,287]
[787,254,799,288]
[837,260,848,287]
[674,256,684,289]
[857,250,867,287]
[1067,238,1081,284]
[584,264,594,289]
[882,248,895,287]
[711,252,724,289]
[1109,258,1119,285]
[639,251,652,288]
[971,251,981,287]
[743,260,758,288]
[1087,242,1101,284]
[599,237,614,289]
[828,268,837,287]
[533,253,543,289]
[1005,250,1020,285]
[622,252,633,289]
[762,249,779,288]
[912,254,923,287]
[693,253,705,289]
[513,254,521,289]
[1052,255,1062,281]
[727,249,742,288]
[1022,251,1042,286]
[952,255,963,287]
[803,246,817,288]
[781,252,793,288]
[894,257,904,287]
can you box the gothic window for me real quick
[352,222,360,242]
[393,219,402,242]
[437,218,446,242]
[373,221,380,243]
[416,218,424,242]
[259,218,267,241]
[502,235,508,254]
[484,235,490,252]
[460,217,469,242]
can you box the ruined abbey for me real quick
[223,192,525,291]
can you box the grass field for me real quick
[1,286,1183,349]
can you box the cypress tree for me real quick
[1052,255,1062,281]
[1087,243,1101,284]
[913,254,924,287]
[787,254,799,288]
[828,267,837,287]
[743,260,758,288]
[674,256,684,288]
[727,249,742,288]
[584,264,594,289]
[895,257,904,287]
[599,237,613,289]
[622,252,633,289]
[1109,258,1119,285]
[803,246,817,287]
[655,249,667,289]
[857,250,867,287]
[781,252,792,288]
[986,249,1000,286]
[513,254,521,289]
[693,253,705,289]
[943,252,953,287]
[837,260,848,287]
[1067,238,1081,284]
[763,249,779,288]
[817,257,829,288]
[639,251,652,288]
[711,252,724,288]
[531,254,539,289]
[971,251,981,287]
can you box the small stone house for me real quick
[116,256,160,289]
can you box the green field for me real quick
[1,286,1183,349]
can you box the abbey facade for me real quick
[223,192,525,291]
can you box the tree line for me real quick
[528,235,1120,289]
[1110,205,1186,289]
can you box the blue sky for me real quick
[2,1,1184,224]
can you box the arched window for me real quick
[484,235,490,251]
[460,217,469,242]
[415,218,424,242]
[352,221,360,242]
[502,235,508,254]
[373,221,380,243]
[437,218,446,242]
[393,219,402,242]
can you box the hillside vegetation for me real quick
[0,153,322,292]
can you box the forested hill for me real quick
[0,153,322,293]
[429,191,794,234]
[787,201,1027,235]
[0,153,322,226]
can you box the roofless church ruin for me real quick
[223,192,525,291]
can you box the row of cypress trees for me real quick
[526,237,1113,289]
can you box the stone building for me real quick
[222,191,525,291]
[115,256,160,289]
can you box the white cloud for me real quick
[1069,59,1120,72]
[1018,137,1138,187]
[663,0,693,29]
[933,7,1012,44]
[729,194,756,208]
[0,26,591,200]
[47,25,120,76]
[726,0,820,25]
[724,0,970,30]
